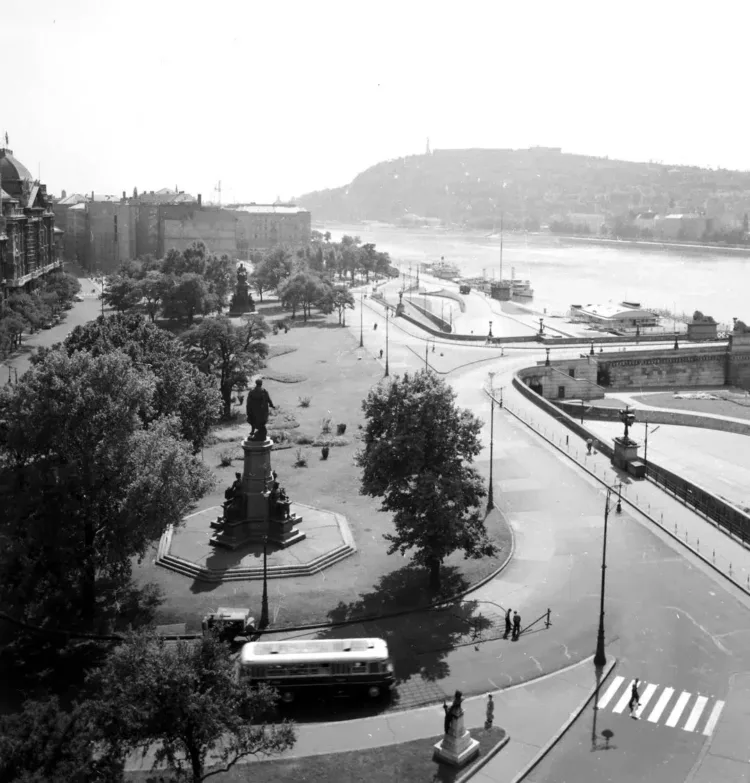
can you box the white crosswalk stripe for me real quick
[647,687,674,723]
[596,678,724,735]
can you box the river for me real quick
[321,222,747,327]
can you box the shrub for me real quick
[311,435,349,448]
[218,449,234,467]
[321,446,330,460]
[299,396,311,408]
[336,423,347,435]
[294,448,308,467]
[295,433,313,445]
[320,416,332,434]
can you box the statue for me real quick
[443,690,463,734]
[221,472,243,521]
[269,481,291,519]
[229,265,255,314]
[619,405,636,443]
[246,379,275,441]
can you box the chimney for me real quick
[61,189,67,199]
[91,191,94,200]
[198,193,202,207]
[122,191,126,201]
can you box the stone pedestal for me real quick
[612,436,639,471]
[433,708,480,768]
[210,437,306,550]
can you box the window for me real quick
[568,368,575,378]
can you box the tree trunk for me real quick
[187,740,203,783]
[221,384,233,419]
[428,558,442,591]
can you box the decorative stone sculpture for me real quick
[433,690,479,767]
[229,265,255,315]
[246,379,275,441]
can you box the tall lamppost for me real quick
[384,305,390,377]
[594,489,613,668]
[487,371,496,511]
[359,291,364,348]
[260,535,270,629]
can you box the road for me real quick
[2,270,104,385]
[344,288,750,782]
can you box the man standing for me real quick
[629,678,641,718]
[504,608,512,639]
[512,611,521,641]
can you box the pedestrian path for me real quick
[596,674,725,736]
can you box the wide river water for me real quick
[322,222,748,327]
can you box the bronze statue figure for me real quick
[246,379,275,441]
[442,689,463,734]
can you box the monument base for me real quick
[612,436,639,471]
[433,732,480,767]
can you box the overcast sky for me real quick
[3,0,749,203]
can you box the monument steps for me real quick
[156,542,355,582]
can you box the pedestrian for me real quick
[504,608,512,639]
[512,611,521,641]
[628,678,641,718]
[374,323,378,331]
[379,349,384,359]
[586,438,593,455]
[485,694,494,729]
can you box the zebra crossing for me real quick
[597,675,725,736]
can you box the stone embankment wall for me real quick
[555,400,750,437]
[518,357,604,401]
[597,346,727,389]
[512,373,750,543]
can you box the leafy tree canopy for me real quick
[90,630,296,783]
[357,370,495,589]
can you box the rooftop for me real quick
[230,204,308,215]
[574,302,656,320]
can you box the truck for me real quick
[459,284,471,295]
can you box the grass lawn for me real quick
[132,302,512,631]
[125,725,506,783]
[630,390,750,421]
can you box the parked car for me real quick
[74,295,84,302]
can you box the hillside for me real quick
[297,148,750,231]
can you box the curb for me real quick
[255,506,516,636]
[497,390,750,599]
[509,657,617,783]
[457,734,511,783]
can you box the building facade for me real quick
[1,148,62,304]
[56,192,312,273]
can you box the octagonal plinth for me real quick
[155,503,356,583]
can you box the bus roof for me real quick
[240,638,389,665]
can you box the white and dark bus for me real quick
[239,637,395,703]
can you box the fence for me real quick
[512,374,750,544]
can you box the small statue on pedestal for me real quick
[219,472,243,522]
[269,481,291,520]
[443,690,463,734]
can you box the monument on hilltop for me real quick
[229,265,255,316]
[210,379,305,550]
[433,690,480,767]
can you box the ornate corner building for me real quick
[0,146,63,305]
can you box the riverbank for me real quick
[542,233,750,256]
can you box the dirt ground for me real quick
[132,303,511,630]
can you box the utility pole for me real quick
[384,305,390,377]
[487,372,496,511]
[359,291,364,348]
[260,535,269,629]
[594,489,612,669]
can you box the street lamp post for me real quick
[359,291,364,348]
[384,305,390,377]
[594,489,612,668]
[545,347,551,366]
[260,535,270,629]
[487,372,496,511]
[644,423,660,465]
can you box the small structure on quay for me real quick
[433,690,480,768]
[228,265,255,316]
[611,405,645,478]
[210,379,305,550]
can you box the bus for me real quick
[239,637,395,703]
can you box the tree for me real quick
[277,270,328,321]
[90,630,295,783]
[253,246,294,295]
[138,270,170,321]
[57,313,221,452]
[163,273,213,323]
[204,253,234,308]
[318,284,354,325]
[0,696,124,783]
[356,370,496,590]
[102,275,142,312]
[183,315,268,419]
[0,350,213,633]
[6,291,46,332]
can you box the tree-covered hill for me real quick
[297,147,750,230]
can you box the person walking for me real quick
[586,438,593,455]
[628,678,641,718]
[512,611,521,641]
[504,608,512,639]
[485,694,495,729]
